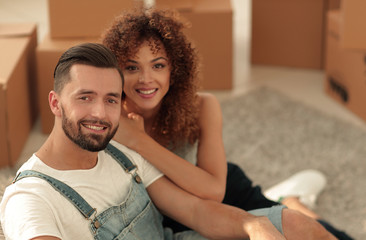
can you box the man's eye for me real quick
[80,96,90,101]
[108,99,118,104]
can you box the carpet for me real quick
[221,87,366,239]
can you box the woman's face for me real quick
[122,40,171,114]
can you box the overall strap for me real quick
[105,143,142,183]
[12,144,140,220]
[13,170,96,219]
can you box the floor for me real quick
[1,0,366,168]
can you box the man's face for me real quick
[59,64,122,152]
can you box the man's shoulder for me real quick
[108,140,144,162]
[18,153,45,169]
[107,141,163,186]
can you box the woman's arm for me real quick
[114,93,227,202]
[147,176,285,240]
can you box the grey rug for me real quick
[221,87,365,239]
[0,87,364,238]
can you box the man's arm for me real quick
[147,176,285,240]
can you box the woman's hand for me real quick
[113,111,146,149]
[126,112,146,132]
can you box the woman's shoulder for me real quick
[197,92,219,106]
[197,92,221,111]
[197,91,217,99]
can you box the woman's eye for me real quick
[154,63,165,69]
[125,65,138,71]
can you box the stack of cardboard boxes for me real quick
[156,0,233,90]
[37,0,141,134]
[324,2,366,122]
[38,0,233,134]
[251,0,340,69]
[251,0,366,123]
[0,23,38,167]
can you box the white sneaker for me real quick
[264,169,327,209]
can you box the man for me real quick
[0,43,335,240]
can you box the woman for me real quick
[102,8,353,239]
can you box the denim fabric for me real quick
[15,169,165,239]
[13,144,207,240]
[13,144,163,240]
[163,162,280,233]
[89,172,165,239]
[248,205,286,234]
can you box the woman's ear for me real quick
[49,90,62,117]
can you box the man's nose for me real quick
[91,101,106,119]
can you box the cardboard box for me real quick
[155,0,195,10]
[0,23,38,167]
[340,0,366,50]
[251,0,326,69]
[36,34,100,134]
[326,0,341,10]
[156,0,233,89]
[324,10,366,122]
[48,0,142,38]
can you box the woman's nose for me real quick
[138,70,152,83]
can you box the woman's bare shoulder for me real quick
[196,92,222,118]
[197,92,219,105]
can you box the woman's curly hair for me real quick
[102,8,201,148]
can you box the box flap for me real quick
[0,23,36,38]
[0,23,37,85]
[37,34,101,51]
[155,0,195,11]
[0,38,29,86]
[194,0,232,12]
[48,0,141,38]
[327,10,340,37]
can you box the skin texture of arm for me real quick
[114,93,228,202]
[31,237,60,240]
[147,176,286,240]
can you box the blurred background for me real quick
[1,0,365,167]
[0,0,365,238]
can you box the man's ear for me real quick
[49,90,62,117]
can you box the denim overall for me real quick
[13,144,169,240]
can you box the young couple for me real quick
[0,8,352,240]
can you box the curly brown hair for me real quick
[102,8,201,148]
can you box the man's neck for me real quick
[36,129,99,170]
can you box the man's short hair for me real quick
[53,43,124,93]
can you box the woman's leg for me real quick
[226,162,354,240]
[164,162,354,239]
[281,197,320,219]
[223,162,279,210]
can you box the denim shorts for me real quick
[167,205,286,240]
[248,205,286,234]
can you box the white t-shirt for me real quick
[0,141,163,240]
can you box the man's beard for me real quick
[61,107,118,152]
